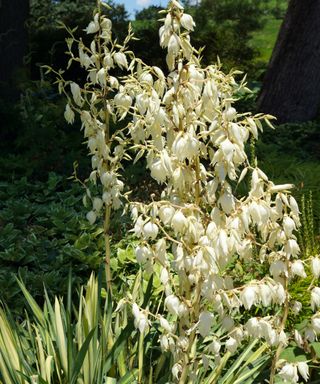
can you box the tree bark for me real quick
[257,0,320,123]
[0,0,29,99]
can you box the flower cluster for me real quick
[115,1,318,382]
[56,1,320,382]
[55,5,135,220]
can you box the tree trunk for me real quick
[257,0,320,123]
[0,0,29,99]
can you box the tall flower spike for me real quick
[122,0,317,382]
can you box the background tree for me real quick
[132,6,165,68]
[29,0,129,79]
[186,0,270,73]
[0,0,29,99]
[133,0,270,75]
[258,0,320,123]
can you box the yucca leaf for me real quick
[104,377,117,384]
[204,351,231,384]
[70,328,96,384]
[34,327,46,380]
[220,339,260,384]
[54,298,68,378]
[233,356,269,384]
[0,309,24,383]
[45,356,53,384]
[102,323,134,375]
[118,369,138,384]
[142,274,153,309]
[15,279,45,326]
[66,270,73,381]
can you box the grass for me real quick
[250,18,282,62]
[250,0,288,63]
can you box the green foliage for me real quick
[133,0,277,75]
[0,273,141,384]
[0,174,102,314]
[0,269,272,384]
[28,1,129,88]
[257,120,320,221]
[186,0,270,73]
[131,8,166,69]
[299,192,320,258]
[0,81,89,181]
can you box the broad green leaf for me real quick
[310,342,320,358]
[280,346,307,363]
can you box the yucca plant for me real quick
[0,272,156,384]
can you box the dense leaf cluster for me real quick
[0,174,103,313]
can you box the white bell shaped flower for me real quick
[165,294,180,316]
[311,287,320,311]
[291,260,306,278]
[64,103,75,124]
[297,361,309,382]
[142,221,159,240]
[240,286,257,310]
[159,205,175,225]
[172,363,182,380]
[311,257,320,278]
[171,210,187,233]
[70,82,83,106]
[93,197,103,212]
[225,337,238,354]
[278,363,299,383]
[86,211,96,225]
[180,13,195,31]
[198,311,213,337]
[85,13,100,34]
[114,52,128,69]
[311,317,320,333]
